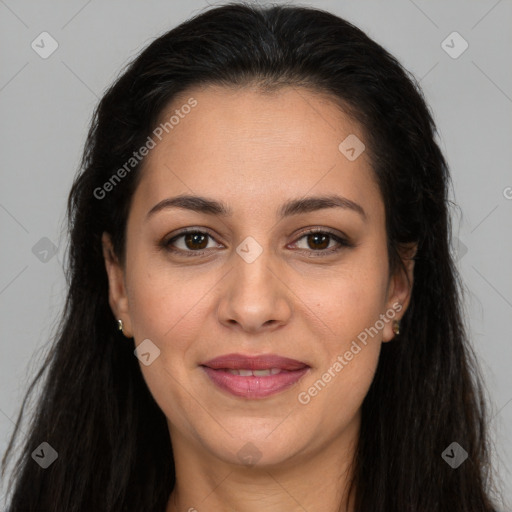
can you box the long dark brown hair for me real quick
[2,2,501,510]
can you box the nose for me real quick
[216,247,293,334]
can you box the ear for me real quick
[102,232,133,337]
[382,242,417,342]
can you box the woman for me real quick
[1,2,502,511]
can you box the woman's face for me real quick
[103,84,415,468]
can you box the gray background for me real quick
[1,0,511,508]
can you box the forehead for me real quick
[132,84,382,222]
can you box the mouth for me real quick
[200,353,310,399]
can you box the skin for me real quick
[103,84,416,512]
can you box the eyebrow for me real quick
[146,193,367,222]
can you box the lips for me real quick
[202,353,308,371]
[200,353,310,399]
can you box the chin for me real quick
[202,429,309,469]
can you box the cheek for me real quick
[298,257,389,341]
[299,345,381,444]
[124,260,214,428]
[295,288,384,441]
[125,256,216,342]
[293,258,388,413]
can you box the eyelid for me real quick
[163,227,223,252]
[292,226,349,241]
[162,226,352,256]
[288,227,352,254]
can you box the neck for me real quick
[165,417,359,512]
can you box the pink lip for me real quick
[200,353,310,399]
[202,353,308,371]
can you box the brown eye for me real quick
[292,229,352,256]
[163,228,351,258]
[163,229,221,256]
[183,232,209,250]
[306,232,330,250]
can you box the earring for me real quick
[117,319,124,335]
[392,320,400,336]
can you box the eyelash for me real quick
[161,227,353,258]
